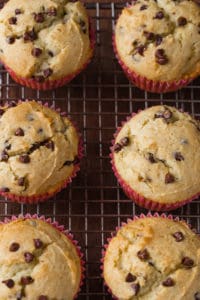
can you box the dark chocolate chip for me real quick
[125,273,137,282]
[120,137,129,147]
[144,31,155,40]
[6,36,15,44]
[5,144,11,150]
[140,4,147,10]
[2,279,15,288]
[37,128,43,133]
[18,177,25,186]
[147,153,156,163]
[48,50,54,57]
[0,187,9,192]
[33,75,45,83]
[19,154,30,163]
[178,16,187,26]
[15,127,24,136]
[8,17,17,25]
[20,276,34,285]
[163,109,172,119]
[174,152,184,161]
[137,249,150,260]
[24,252,34,263]
[34,13,44,23]
[113,143,122,153]
[24,29,37,42]
[45,140,54,151]
[162,277,175,287]
[34,238,43,249]
[182,257,194,268]
[9,242,20,252]
[15,8,22,15]
[155,35,163,46]
[0,109,4,116]
[154,11,164,19]
[38,296,48,300]
[172,231,184,242]
[136,45,146,56]
[165,172,175,184]
[1,150,9,162]
[31,47,42,57]
[195,292,200,300]
[47,7,57,16]
[131,283,140,295]
[155,49,168,65]
[43,68,53,78]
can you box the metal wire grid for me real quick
[0,1,199,298]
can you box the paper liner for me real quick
[0,100,83,204]
[101,212,199,299]
[110,110,200,211]
[4,19,95,91]
[113,34,195,94]
[1,214,84,299]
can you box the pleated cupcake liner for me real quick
[101,212,199,299]
[0,100,83,204]
[1,214,85,299]
[113,32,194,94]
[4,18,95,91]
[110,110,200,211]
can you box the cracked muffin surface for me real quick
[115,0,200,81]
[103,216,200,300]
[113,105,200,204]
[0,218,82,300]
[0,100,79,197]
[0,0,92,81]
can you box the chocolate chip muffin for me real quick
[114,0,200,93]
[0,100,81,203]
[111,105,200,211]
[0,0,94,90]
[103,215,200,300]
[0,217,82,299]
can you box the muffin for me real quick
[0,216,83,299]
[103,214,200,300]
[111,105,200,211]
[0,100,82,203]
[114,0,200,93]
[0,0,94,90]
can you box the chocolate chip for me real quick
[15,127,24,136]
[45,140,54,151]
[19,154,30,163]
[20,276,34,285]
[172,231,184,242]
[31,48,42,57]
[43,68,53,78]
[147,153,156,163]
[37,128,43,133]
[137,249,150,260]
[165,172,175,184]
[15,8,22,15]
[2,279,15,288]
[163,109,172,119]
[120,137,129,147]
[24,29,37,42]
[6,36,15,44]
[178,16,187,26]
[8,17,17,25]
[47,7,57,16]
[155,35,163,46]
[155,48,168,65]
[0,150,9,162]
[34,13,44,23]
[0,109,4,116]
[0,186,9,193]
[125,273,137,282]
[182,257,194,268]
[144,31,155,40]
[5,144,11,150]
[195,292,200,300]
[131,283,140,295]
[9,242,20,252]
[140,4,147,10]
[113,143,122,153]
[18,177,25,186]
[162,277,175,287]
[154,11,164,19]
[24,252,34,263]
[33,75,45,83]
[48,50,54,57]
[136,45,146,56]
[174,152,184,161]
[34,238,43,249]
[38,296,48,300]
[0,0,7,9]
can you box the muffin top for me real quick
[103,216,200,300]
[113,105,200,204]
[115,0,200,81]
[0,0,92,80]
[0,101,79,196]
[0,218,81,300]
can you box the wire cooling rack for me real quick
[0,1,200,299]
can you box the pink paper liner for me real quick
[110,110,200,211]
[4,19,95,91]
[1,214,84,299]
[113,32,195,93]
[0,100,83,204]
[101,212,199,299]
